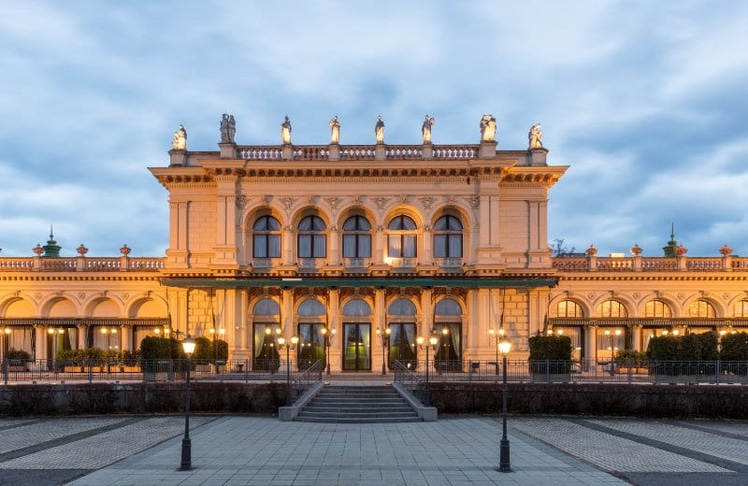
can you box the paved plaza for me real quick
[1,414,748,485]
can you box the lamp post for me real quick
[376,327,391,375]
[48,328,64,376]
[498,338,512,472]
[209,327,226,373]
[489,327,505,375]
[179,335,196,471]
[320,326,335,375]
[101,327,118,373]
[2,327,10,382]
[416,335,438,406]
[277,336,298,404]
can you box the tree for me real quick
[550,238,576,257]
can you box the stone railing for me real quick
[0,257,164,272]
[553,255,748,272]
[237,144,480,161]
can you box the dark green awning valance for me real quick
[161,276,558,289]
[0,318,171,327]
[550,318,748,328]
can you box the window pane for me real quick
[402,235,416,257]
[388,235,402,257]
[448,234,462,257]
[434,235,446,258]
[268,235,281,258]
[343,235,356,257]
[313,235,326,257]
[253,235,267,258]
[298,235,311,258]
[359,236,371,258]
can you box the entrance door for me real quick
[388,323,417,370]
[342,323,371,371]
[297,323,325,370]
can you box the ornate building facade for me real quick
[1,114,745,372]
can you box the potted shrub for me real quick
[6,348,32,371]
[719,331,748,376]
[528,334,573,382]
[614,349,648,374]
[647,332,719,383]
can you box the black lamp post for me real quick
[179,335,196,471]
[321,327,335,375]
[376,327,391,375]
[210,327,225,373]
[498,338,512,472]
[417,335,438,405]
[278,336,298,404]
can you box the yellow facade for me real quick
[2,117,744,372]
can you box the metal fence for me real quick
[0,358,316,385]
[391,359,748,385]
[4,358,748,385]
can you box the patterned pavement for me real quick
[0,415,747,485]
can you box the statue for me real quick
[422,115,435,144]
[172,124,187,150]
[220,114,230,143]
[480,115,497,142]
[329,115,340,144]
[228,115,236,143]
[529,123,543,149]
[280,116,292,144]
[375,115,385,144]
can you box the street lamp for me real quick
[376,326,391,375]
[1,327,10,361]
[416,334,438,406]
[320,326,335,375]
[489,327,505,375]
[48,328,64,376]
[209,327,226,372]
[101,327,118,373]
[277,336,298,404]
[179,335,196,471]
[498,338,512,472]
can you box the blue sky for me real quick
[1,1,747,258]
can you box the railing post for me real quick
[716,360,721,385]
[88,358,93,384]
[244,359,249,383]
[627,360,633,385]
[3,358,8,385]
[545,359,550,383]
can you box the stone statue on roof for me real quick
[480,114,496,142]
[220,114,230,143]
[329,115,340,144]
[375,115,385,144]
[422,115,435,144]
[529,123,543,149]
[281,116,292,144]
[172,124,187,150]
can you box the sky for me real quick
[1,1,747,259]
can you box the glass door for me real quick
[297,323,325,370]
[388,323,417,370]
[342,323,371,371]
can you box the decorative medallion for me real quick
[280,197,297,211]
[465,195,480,209]
[325,196,343,210]
[419,196,436,210]
[372,197,390,211]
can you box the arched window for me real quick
[555,300,583,318]
[298,215,326,258]
[734,300,748,317]
[342,299,371,317]
[687,299,716,318]
[252,298,280,370]
[342,215,371,258]
[387,215,417,258]
[252,216,281,258]
[433,215,463,258]
[596,300,627,318]
[434,298,462,370]
[297,299,328,370]
[644,300,672,318]
[386,298,418,369]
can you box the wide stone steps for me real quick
[294,385,421,423]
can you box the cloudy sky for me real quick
[1,1,747,259]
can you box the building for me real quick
[1,114,745,372]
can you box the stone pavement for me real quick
[1,415,748,485]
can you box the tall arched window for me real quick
[434,299,462,370]
[734,300,748,317]
[342,215,371,258]
[297,299,328,369]
[386,298,418,369]
[252,298,281,370]
[298,215,326,258]
[252,216,281,258]
[433,215,463,258]
[387,215,417,258]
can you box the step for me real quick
[293,384,422,423]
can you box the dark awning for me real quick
[550,317,748,328]
[0,318,171,327]
[161,276,558,289]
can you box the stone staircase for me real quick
[294,384,421,423]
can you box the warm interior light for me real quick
[429,336,438,347]
[277,337,286,346]
[291,336,299,345]
[3,328,10,335]
[417,336,424,346]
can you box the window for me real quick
[342,216,371,258]
[252,216,281,258]
[433,215,463,258]
[556,300,583,318]
[644,300,672,318]
[387,215,417,258]
[597,300,627,318]
[298,215,326,258]
[688,299,715,318]
[734,300,748,317]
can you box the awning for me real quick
[161,276,558,289]
[550,318,748,328]
[0,318,171,327]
